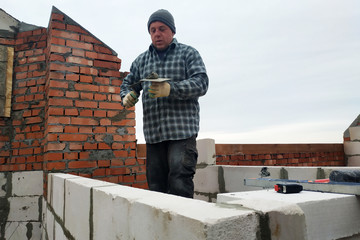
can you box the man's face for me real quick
[149,21,174,51]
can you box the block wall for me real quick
[215,144,345,166]
[137,143,345,168]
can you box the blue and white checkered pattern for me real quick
[120,39,209,144]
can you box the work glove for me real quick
[148,82,170,98]
[122,91,138,108]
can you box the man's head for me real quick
[148,9,176,51]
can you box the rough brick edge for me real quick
[50,6,118,56]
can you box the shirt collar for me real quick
[149,38,178,52]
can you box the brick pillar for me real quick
[43,6,137,185]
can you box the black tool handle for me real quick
[274,183,303,194]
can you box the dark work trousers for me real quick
[146,135,198,198]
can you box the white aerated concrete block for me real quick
[344,141,360,155]
[4,222,42,240]
[43,202,55,240]
[12,171,43,196]
[197,138,216,165]
[49,173,79,219]
[93,184,259,240]
[194,165,220,201]
[285,167,319,180]
[218,190,360,240]
[348,156,360,166]
[0,172,6,197]
[223,166,282,192]
[8,196,39,221]
[64,176,114,240]
[349,126,360,141]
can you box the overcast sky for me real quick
[2,0,360,143]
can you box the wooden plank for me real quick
[0,46,13,117]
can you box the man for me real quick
[120,9,208,198]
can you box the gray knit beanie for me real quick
[147,9,176,33]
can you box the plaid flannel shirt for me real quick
[120,38,209,144]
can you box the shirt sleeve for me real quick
[168,48,209,100]
[120,60,142,100]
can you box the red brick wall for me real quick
[0,27,47,172]
[137,143,345,169]
[215,144,345,166]
[0,7,146,192]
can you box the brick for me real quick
[46,162,66,170]
[50,21,66,30]
[50,63,79,73]
[48,89,65,97]
[47,143,66,151]
[80,92,94,100]
[79,109,93,117]
[48,98,73,106]
[64,126,79,133]
[99,69,121,77]
[99,102,122,110]
[69,143,83,150]
[66,40,93,50]
[66,25,87,34]
[27,55,46,63]
[80,66,98,75]
[50,45,71,54]
[80,35,102,44]
[68,160,96,169]
[86,51,121,63]
[99,86,119,94]
[48,107,64,115]
[66,91,80,98]
[74,83,99,92]
[75,100,97,108]
[109,167,127,175]
[50,71,65,80]
[72,48,85,57]
[47,125,64,133]
[48,116,70,124]
[44,152,63,161]
[84,142,97,150]
[80,75,93,83]
[65,108,79,116]
[59,134,88,142]
[79,127,92,133]
[66,56,93,66]
[94,77,110,85]
[71,117,98,126]
[50,37,66,45]
[52,29,80,40]
[94,45,112,54]
[66,74,79,81]
[50,54,65,62]
[93,126,106,133]
[94,60,120,70]
[64,152,79,160]
[94,110,106,118]
[99,143,111,149]
[94,94,107,101]
[26,116,42,124]
[93,168,106,177]
[97,160,110,167]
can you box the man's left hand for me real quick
[148,82,170,98]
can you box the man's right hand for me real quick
[123,91,138,108]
